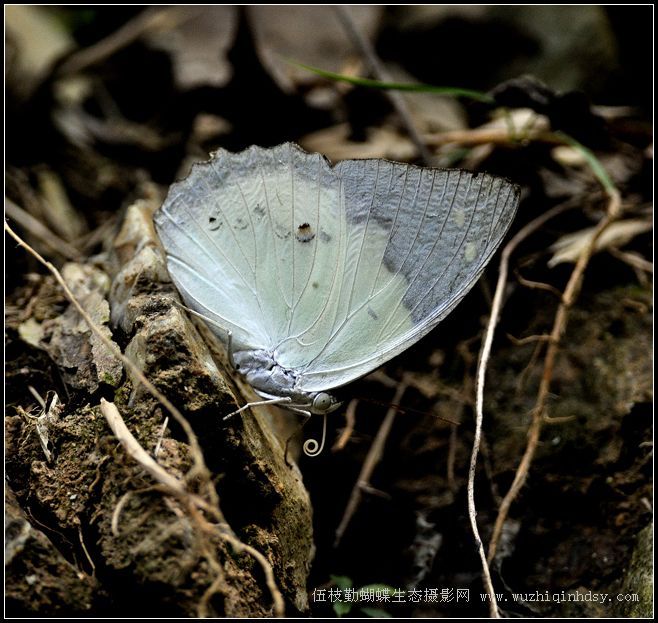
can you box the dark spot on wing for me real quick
[368,306,378,320]
[296,222,315,243]
[312,282,319,289]
[319,229,331,243]
[209,216,222,231]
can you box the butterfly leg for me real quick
[223,396,293,421]
[173,300,235,365]
[226,329,236,369]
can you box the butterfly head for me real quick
[308,391,342,415]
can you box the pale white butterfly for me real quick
[154,143,519,431]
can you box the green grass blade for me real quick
[555,131,617,194]
[289,60,495,104]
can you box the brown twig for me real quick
[608,246,653,274]
[506,333,553,346]
[100,399,188,496]
[486,190,622,565]
[78,525,96,574]
[468,197,584,617]
[332,398,358,452]
[6,197,81,261]
[424,127,565,147]
[514,270,564,298]
[513,336,546,397]
[100,399,285,617]
[334,378,409,547]
[333,6,433,165]
[446,360,474,490]
[111,490,135,536]
[447,423,458,491]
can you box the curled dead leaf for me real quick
[548,218,652,267]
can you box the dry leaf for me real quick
[387,64,467,134]
[18,317,46,348]
[146,6,237,89]
[6,6,74,95]
[299,123,416,162]
[35,392,63,463]
[548,219,653,267]
[247,6,382,93]
[36,168,87,241]
[47,263,123,392]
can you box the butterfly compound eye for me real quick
[312,392,333,412]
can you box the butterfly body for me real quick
[232,347,341,415]
[154,143,519,416]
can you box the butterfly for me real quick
[154,143,519,432]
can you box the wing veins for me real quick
[386,173,488,337]
[167,256,260,340]
[374,170,456,341]
[159,201,258,298]
[259,158,292,313]
[345,161,380,313]
[195,172,257,282]
[274,173,346,351]
[289,155,324,326]
[209,158,260,286]
[369,166,415,297]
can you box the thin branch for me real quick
[332,398,358,452]
[334,378,409,547]
[100,399,187,496]
[425,127,544,147]
[78,525,96,574]
[468,197,584,617]
[447,423,458,491]
[6,197,81,261]
[506,333,553,346]
[486,190,622,564]
[333,6,433,165]
[111,490,134,536]
[514,270,564,298]
[608,246,653,274]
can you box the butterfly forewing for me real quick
[293,159,518,391]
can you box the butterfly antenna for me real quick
[356,397,461,426]
[303,413,327,457]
